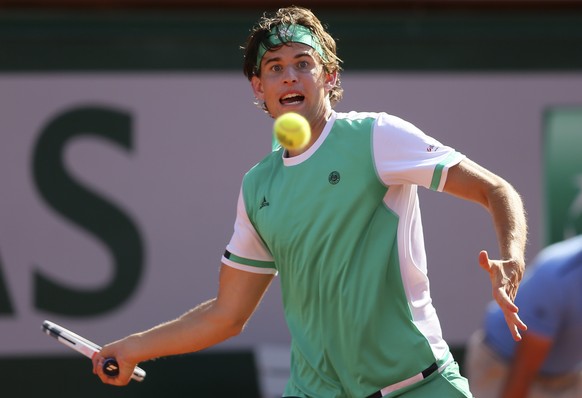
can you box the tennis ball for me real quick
[273,112,311,151]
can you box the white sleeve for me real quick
[222,187,277,275]
[372,113,465,191]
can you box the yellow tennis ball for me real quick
[273,112,311,151]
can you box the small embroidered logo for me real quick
[328,171,340,185]
[259,196,270,209]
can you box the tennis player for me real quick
[93,6,528,397]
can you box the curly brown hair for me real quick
[242,6,343,109]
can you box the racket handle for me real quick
[102,358,120,376]
[102,357,147,382]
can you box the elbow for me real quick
[213,311,250,339]
[223,317,248,339]
[483,177,518,210]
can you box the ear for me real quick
[324,71,338,93]
[251,76,264,100]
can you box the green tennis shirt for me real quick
[223,111,464,397]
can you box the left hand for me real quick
[479,250,527,341]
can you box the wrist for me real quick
[120,333,148,364]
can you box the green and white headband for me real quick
[256,24,326,68]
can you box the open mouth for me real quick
[280,93,305,105]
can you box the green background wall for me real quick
[2,8,582,72]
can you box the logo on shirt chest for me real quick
[328,171,341,185]
[259,196,270,209]
[259,170,341,211]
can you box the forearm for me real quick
[500,348,539,398]
[94,266,273,385]
[444,160,528,337]
[117,298,243,364]
[444,159,527,261]
[501,332,553,398]
[481,177,529,325]
[501,376,532,398]
[486,180,527,263]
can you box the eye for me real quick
[297,60,309,69]
[271,64,283,72]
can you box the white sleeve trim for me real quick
[222,257,278,275]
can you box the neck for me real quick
[286,109,332,158]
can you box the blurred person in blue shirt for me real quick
[466,234,582,398]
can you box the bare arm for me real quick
[501,331,553,398]
[92,264,274,385]
[444,158,528,340]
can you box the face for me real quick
[251,42,337,125]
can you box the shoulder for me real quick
[333,111,424,139]
[335,111,413,127]
[242,149,282,189]
[247,149,281,174]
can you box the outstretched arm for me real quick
[92,264,274,385]
[443,158,528,341]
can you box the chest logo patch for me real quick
[259,196,270,209]
[328,171,341,185]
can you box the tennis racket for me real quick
[41,320,146,382]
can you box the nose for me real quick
[283,68,298,84]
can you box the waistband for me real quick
[366,354,454,398]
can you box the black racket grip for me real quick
[102,358,120,376]
[102,357,147,382]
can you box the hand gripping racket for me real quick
[41,320,146,382]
